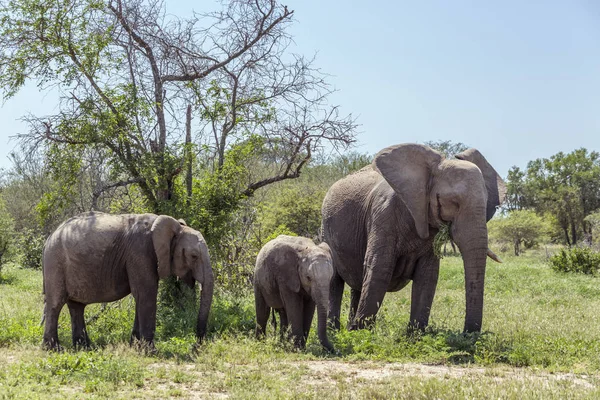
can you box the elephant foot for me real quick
[291,336,306,350]
[131,338,157,355]
[42,338,63,352]
[73,338,92,350]
[349,315,376,331]
[73,332,92,350]
[406,320,427,336]
[320,340,335,353]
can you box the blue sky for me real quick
[0,0,598,177]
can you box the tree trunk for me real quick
[571,221,578,245]
[185,104,193,205]
[563,226,571,247]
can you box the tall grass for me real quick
[1,250,600,398]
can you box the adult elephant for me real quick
[321,144,505,333]
[42,212,214,350]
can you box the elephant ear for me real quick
[151,215,183,279]
[455,148,507,221]
[318,242,332,257]
[372,144,444,239]
[286,247,309,294]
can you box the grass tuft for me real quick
[433,222,452,259]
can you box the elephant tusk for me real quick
[487,248,503,263]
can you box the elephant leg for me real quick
[352,241,395,330]
[409,254,440,332]
[132,285,158,350]
[254,288,270,339]
[130,310,141,345]
[42,294,66,351]
[328,272,344,330]
[67,300,90,349]
[347,288,361,330]
[302,298,316,341]
[278,309,289,340]
[283,294,305,349]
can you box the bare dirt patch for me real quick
[299,360,596,389]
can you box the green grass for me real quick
[1,250,600,398]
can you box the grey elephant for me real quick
[42,211,214,350]
[321,144,505,333]
[254,235,334,351]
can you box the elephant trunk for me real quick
[195,254,214,342]
[315,285,334,352]
[461,244,487,333]
[452,208,488,333]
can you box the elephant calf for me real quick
[254,235,334,351]
[42,212,214,351]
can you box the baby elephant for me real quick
[254,235,334,351]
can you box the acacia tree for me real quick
[423,140,468,158]
[0,0,356,216]
[488,210,548,256]
[505,166,527,211]
[525,149,600,245]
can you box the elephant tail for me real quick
[270,308,276,333]
[40,302,46,326]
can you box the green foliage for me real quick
[0,196,15,274]
[259,186,324,239]
[518,148,600,246]
[156,277,199,341]
[263,225,297,243]
[550,247,600,275]
[585,211,600,249]
[433,223,451,259]
[505,166,527,211]
[16,228,45,270]
[423,140,468,158]
[488,210,549,256]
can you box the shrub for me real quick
[17,229,46,269]
[550,247,600,275]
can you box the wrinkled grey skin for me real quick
[42,212,214,351]
[321,144,506,333]
[254,235,334,351]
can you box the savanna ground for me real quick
[2,249,600,399]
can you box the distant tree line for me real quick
[504,149,600,247]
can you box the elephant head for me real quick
[296,242,334,350]
[373,144,505,332]
[151,216,214,341]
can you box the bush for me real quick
[550,247,600,275]
[17,229,45,269]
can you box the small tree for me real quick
[0,196,16,271]
[584,211,600,248]
[488,210,549,256]
[423,140,469,158]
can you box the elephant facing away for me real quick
[254,235,334,351]
[321,144,505,333]
[42,212,214,351]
